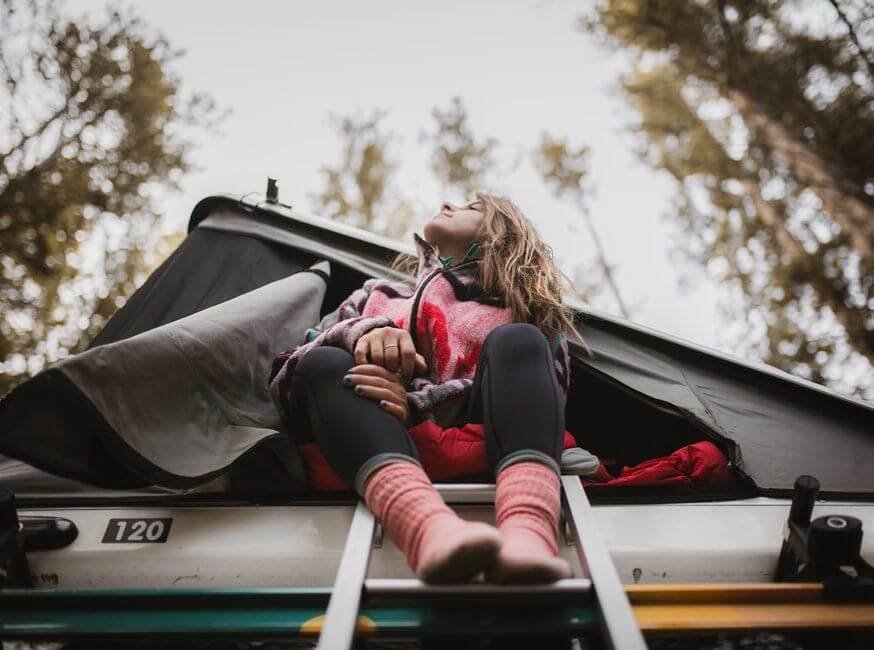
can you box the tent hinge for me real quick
[238,177,291,213]
[265,177,279,204]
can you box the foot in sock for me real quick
[486,460,572,584]
[363,461,502,584]
[416,514,503,584]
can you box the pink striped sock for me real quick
[487,461,572,584]
[363,462,502,584]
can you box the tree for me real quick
[0,0,221,396]
[534,133,631,318]
[583,0,874,400]
[311,110,414,237]
[420,97,497,197]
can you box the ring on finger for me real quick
[383,343,399,350]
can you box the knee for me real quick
[483,323,547,360]
[293,346,354,387]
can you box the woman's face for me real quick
[423,199,485,259]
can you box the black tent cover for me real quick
[1,194,872,501]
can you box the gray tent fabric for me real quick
[61,261,327,478]
[87,223,322,349]
[0,456,193,499]
[576,316,874,498]
[0,262,328,489]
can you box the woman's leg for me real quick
[290,345,419,492]
[465,322,565,473]
[290,346,501,583]
[466,323,571,583]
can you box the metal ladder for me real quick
[316,476,647,649]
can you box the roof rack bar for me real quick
[562,476,647,650]
[316,501,375,650]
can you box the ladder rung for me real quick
[365,577,593,602]
[434,483,496,504]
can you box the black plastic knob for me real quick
[808,515,863,567]
[789,475,820,527]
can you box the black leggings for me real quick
[288,323,565,492]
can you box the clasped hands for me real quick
[343,326,427,425]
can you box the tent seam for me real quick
[678,367,728,437]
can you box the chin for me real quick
[422,222,441,246]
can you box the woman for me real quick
[268,193,585,585]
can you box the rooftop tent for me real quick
[0,194,872,502]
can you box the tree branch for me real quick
[828,0,874,81]
[0,100,73,174]
[575,194,631,318]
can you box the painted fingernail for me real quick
[380,400,387,407]
[354,385,363,395]
[342,375,352,387]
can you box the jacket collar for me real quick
[412,233,504,306]
[413,233,442,280]
[413,233,482,281]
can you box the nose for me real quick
[441,202,455,214]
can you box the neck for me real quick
[437,243,475,266]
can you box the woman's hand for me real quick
[354,326,427,377]
[344,364,414,425]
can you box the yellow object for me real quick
[300,613,377,635]
[626,583,874,631]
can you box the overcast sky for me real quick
[68,0,724,352]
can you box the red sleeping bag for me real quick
[298,421,576,492]
[297,422,735,492]
[582,440,736,488]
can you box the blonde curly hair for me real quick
[394,192,589,354]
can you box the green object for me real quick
[304,326,321,343]
[439,242,482,267]
[0,587,595,639]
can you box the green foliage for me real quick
[535,134,590,199]
[312,98,499,239]
[420,97,497,197]
[311,111,414,237]
[0,0,220,395]
[583,0,873,399]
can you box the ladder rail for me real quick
[562,475,648,650]
[316,501,376,650]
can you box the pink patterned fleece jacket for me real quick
[268,233,571,428]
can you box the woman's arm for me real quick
[343,363,416,425]
[300,278,391,345]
